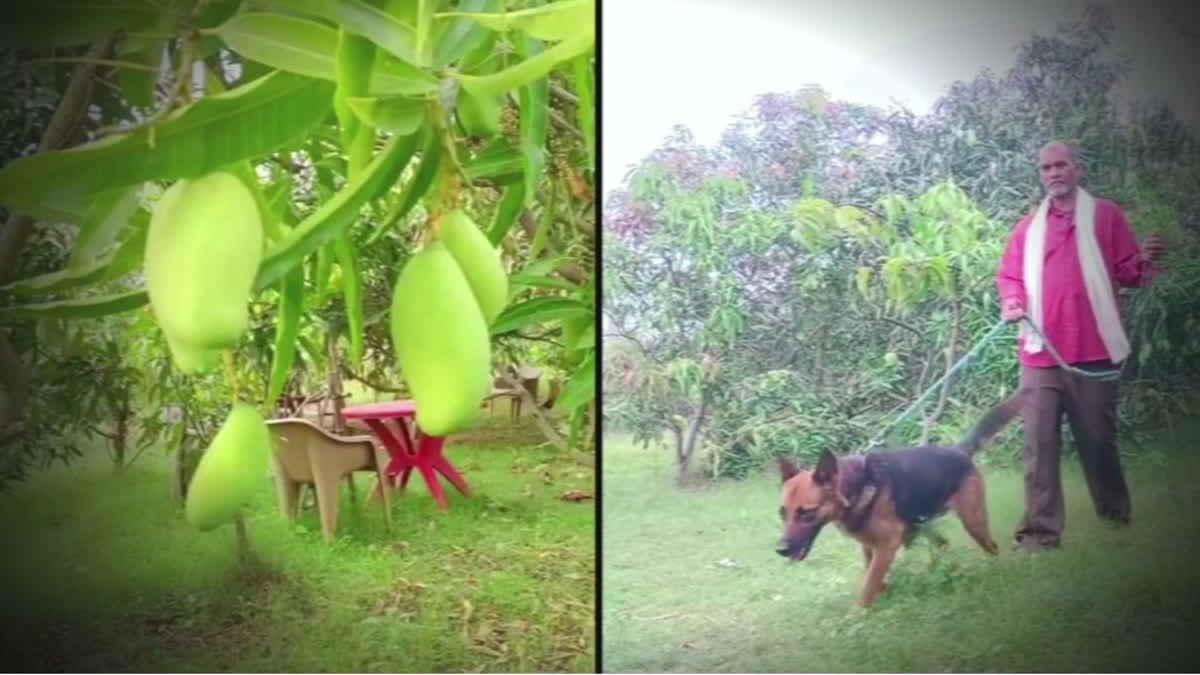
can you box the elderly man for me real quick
[995,141,1165,551]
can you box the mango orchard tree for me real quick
[0,0,596,537]
[605,4,1200,482]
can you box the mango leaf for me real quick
[555,349,595,412]
[5,211,149,294]
[436,0,593,42]
[215,12,438,96]
[452,29,593,98]
[464,137,523,183]
[855,266,872,298]
[0,290,148,320]
[347,96,427,135]
[432,0,498,67]
[102,213,151,281]
[367,131,441,245]
[68,186,141,269]
[510,255,573,280]
[490,296,590,335]
[266,265,304,410]
[508,273,577,295]
[0,71,334,224]
[572,54,594,167]
[414,0,435,67]
[255,132,418,290]
[117,40,166,109]
[1,1,167,48]
[486,182,525,245]
[332,233,364,367]
[330,0,419,65]
[517,33,549,206]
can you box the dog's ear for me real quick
[813,450,839,486]
[778,457,800,483]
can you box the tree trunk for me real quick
[173,411,191,503]
[920,295,961,444]
[675,392,711,485]
[327,337,345,433]
[111,386,132,470]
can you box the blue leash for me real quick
[856,316,1123,454]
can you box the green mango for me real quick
[165,332,222,375]
[145,171,263,354]
[185,404,271,532]
[456,89,502,138]
[390,241,492,435]
[438,209,508,324]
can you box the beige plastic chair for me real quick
[266,418,392,542]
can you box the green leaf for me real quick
[0,71,335,224]
[555,349,595,412]
[509,272,577,294]
[464,137,523,183]
[518,34,549,207]
[6,211,149,294]
[256,133,418,291]
[490,296,590,335]
[102,213,151,281]
[510,255,573,280]
[68,186,141,269]
[334,29,379,178]
[332,233,364,367]
[855,266,872,298]
[486,182,525,245]
[117,40,166,109]
[415,0,435,67]
[572,54,594,168]
[1,1,167,49]
[314,243,334,301]
[266,265,304,410]
[215,12,438,96]
[331,0,419,65]
[347,96,427,136]
[367,131,442,245]
[436,0,593,42]
[452,29,593,98]
[0,290,148,320]
[432,0,498,67]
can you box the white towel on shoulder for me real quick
[1020,187,1131,364]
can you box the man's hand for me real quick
[1141,231,1165,263]
[1001,297,1025,323]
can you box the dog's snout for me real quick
[775,540,792,556]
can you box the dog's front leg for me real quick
[858,544,898,607]
[862,545,889,592]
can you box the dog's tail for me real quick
[955,390,1025,456]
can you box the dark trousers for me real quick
[1015,362,1131,547]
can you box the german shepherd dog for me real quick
[775,392,1024,607]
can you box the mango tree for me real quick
[0,0,596,549]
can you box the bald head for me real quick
[1039,141,1080,164]
[1037,141,1083,201]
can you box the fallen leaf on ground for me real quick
[558,490,592,502]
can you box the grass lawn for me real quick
[601,422,1200,673]
[0,402,594,672]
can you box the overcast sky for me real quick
[601,0,1200,196]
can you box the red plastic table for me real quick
[340,400,471,511]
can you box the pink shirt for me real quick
[995,197,1157,368]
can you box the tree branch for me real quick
[518,210,588,284]
[340,365,407,394]
[500,367,567,452]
